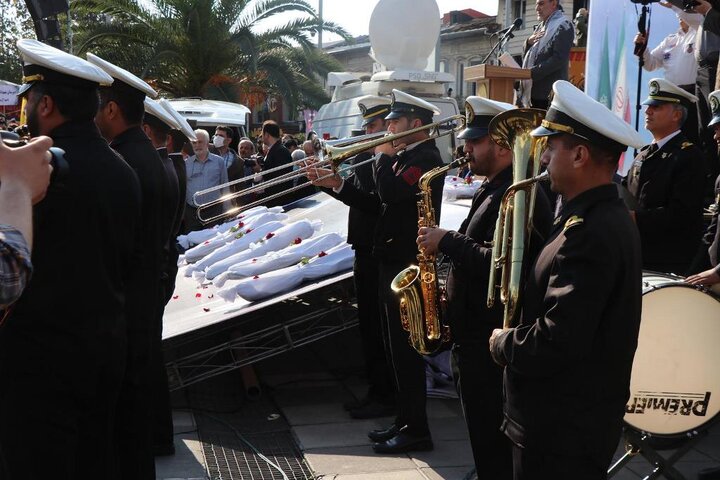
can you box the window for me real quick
[439,60,448,73]
[457,62,465,97]
[513,0,527,23]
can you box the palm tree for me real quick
[70,0,351,111]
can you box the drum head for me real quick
[625,277,720,436]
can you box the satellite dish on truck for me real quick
[369,0,441,71]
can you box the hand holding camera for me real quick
[0,135,55,205]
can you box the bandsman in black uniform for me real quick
[88,53,171,479]
[489,81,645,479]
[623,78,707,274]
[688,89,720,289]
[312,95,396,419]
[308,89,444,453]
[0,39,142,479]
[416,97,552,479]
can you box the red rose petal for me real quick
[265,232,275,240]
[195,293,202,298]
[237,222,244,228]
[318,251,327,258]
[172,295,179,300]
[252,258,257,262]
[246,228,253,233]
[253,275,260,279]
[203,307,210,312]
[293,237,302,245]
[203,240,210,245]
[208,294,214,299]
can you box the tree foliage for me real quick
[0,0,34,83]
[70,0,350,110]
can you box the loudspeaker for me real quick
[24,0,69,20]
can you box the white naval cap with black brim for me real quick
[531,80,644,150]
[158,99,198,142]
[86,52,158,100]
[642,77,697,110]
[708,90,720,128]
[358,95,391,127]
[144,97,180,130]
[385,89,440,123]
[16,39,114,97]
[458,96,515,140]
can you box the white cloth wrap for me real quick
[205,219,322,281]
[443,180,483,200]
[214,233,344,287]
[176,206,282,249]
[217,243,354,303]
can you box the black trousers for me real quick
[378,261,428,435]
[354,250,394,403]
[696,66,719,201]
[452,341,512,479]
[150,269,176,450]
[512,446,611,480]
[0,320,125,480]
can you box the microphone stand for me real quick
[483,28,515,64]
[633,2,652,155]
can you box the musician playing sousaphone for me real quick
[416,97,552,479]
[489,80,645,479]
[307,89,444,453]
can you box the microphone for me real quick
[497,18,523,37]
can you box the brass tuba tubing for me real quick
[194,115,467,224]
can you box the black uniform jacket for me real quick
[699,174,720,272]
[1,120,141,364]
[492,184,642,458]
[438,166,553,343]
[260,140,293,208]
[157,148,181,279]
[334,140,444,265]
[324,151,378,252]
[623,133,706,274]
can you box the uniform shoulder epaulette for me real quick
[563,215,584,232]
[681,141,694,150]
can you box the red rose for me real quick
[293,237,302,245]
[265,232,275,240]
[237,222,244,228]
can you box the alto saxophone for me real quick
[391,154,471,355]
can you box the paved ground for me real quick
[156,331,720,479]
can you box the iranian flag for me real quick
[611,20,632,170]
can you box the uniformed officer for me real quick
[0,39,142,479]
[88,52,171,479]
[416,97,552,479]
[688,89,720,289]
[308,89,444,453]
[489,80,645,479]
[314,95,396,419]
[623,77,707,274]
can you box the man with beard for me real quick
[416,97,552,479]
[0,39,141,479]
[490,81,644,479]
[88,52,171,480]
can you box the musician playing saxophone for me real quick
[307,89,444,454]
[417,97,552,479]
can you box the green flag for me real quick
[597,21,612,108]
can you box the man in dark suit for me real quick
[0,39,142,479]
[417,97,552,479]
[490,80,645,480]
[257,120,293,208]
[308,89,445,453]
[89,52,172,480]
[623,78,707,274]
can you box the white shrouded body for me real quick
[369,0,440,71]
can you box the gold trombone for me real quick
[193,114,466,224]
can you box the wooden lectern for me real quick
[464,65,531,104]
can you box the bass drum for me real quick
[624,272,720,437]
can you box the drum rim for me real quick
[624,412,720,438]
[642,270,720,300]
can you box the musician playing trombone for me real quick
[489,81,645,480]
[416,97,552,479]
[307,89,444,454]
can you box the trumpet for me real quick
[193,115,466,224]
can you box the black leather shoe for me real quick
[367,424,399,442]
[343,396,371,411]
[153,443,176,456]
[699,466,720,480]
[349,401,396,419]
[372,431,433,454]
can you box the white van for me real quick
[167,98,251,138]
[312,71,460,163]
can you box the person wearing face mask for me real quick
[183,129,228,232]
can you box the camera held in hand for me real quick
[684,0,700,10]
[1,130,68,184]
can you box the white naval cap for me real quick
[642,77,697,109]
[16,39,114,97]
[385,89,441,121]
[158,99,198,142]
[708,90,720,128]
[458,96,515,140]
[357,95,391,127]
[86,52,157,99]
[144,97,179,130]
[531,81,645,150]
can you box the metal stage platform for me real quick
[162,191,472,391]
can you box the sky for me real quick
[259,0,499,45]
